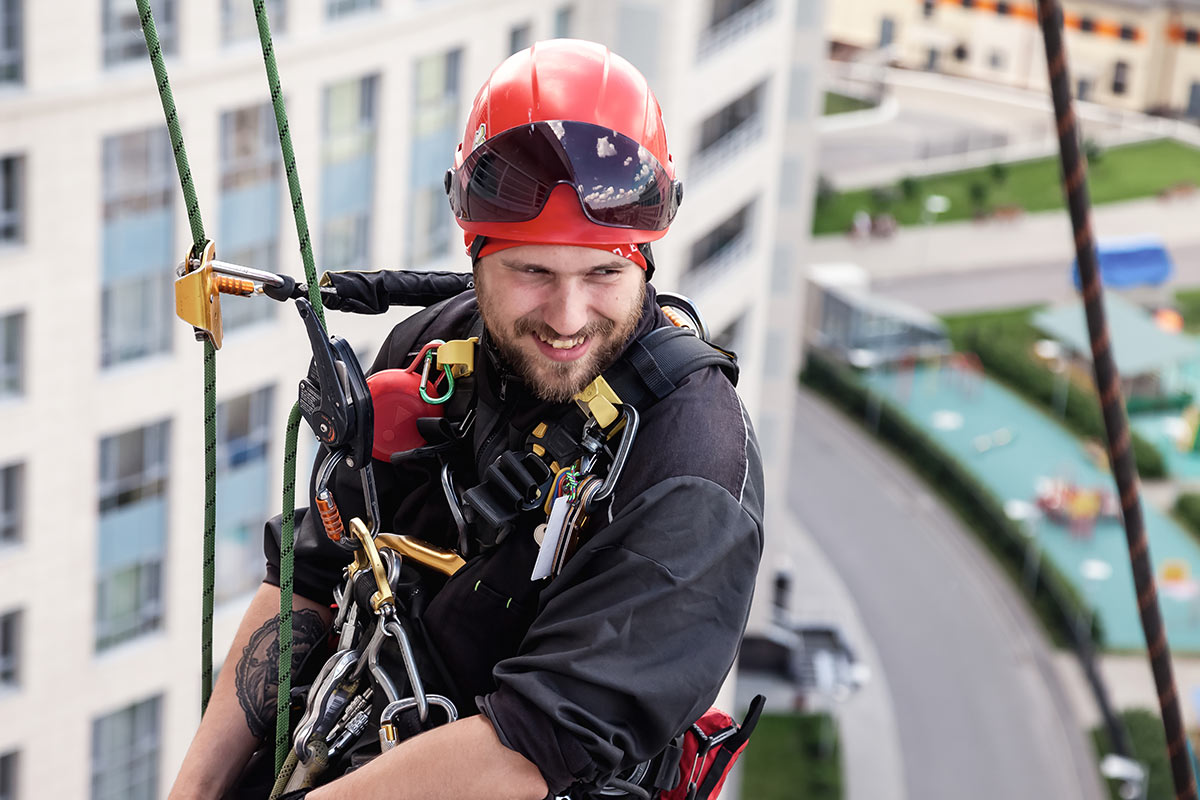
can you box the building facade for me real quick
[829,0,1200,117]
[0,0,820,796]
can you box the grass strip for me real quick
[740,712,842,800]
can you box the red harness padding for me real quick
[366,343,446,460]
[660,694,764,800]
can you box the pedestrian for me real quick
[169,39,763,800]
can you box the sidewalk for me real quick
[806,193,1200,280]
[738,511,907,800]
[1054,651,1200,733]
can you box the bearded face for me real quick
[474,245,646,403]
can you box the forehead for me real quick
[479,244,636,275]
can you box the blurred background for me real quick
[8,0,1200,798]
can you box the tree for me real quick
[899,176,921,201]
[968,180,991,216]
[989,161,1009,184]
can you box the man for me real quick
[170,40,763,800]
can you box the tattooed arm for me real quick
[169,583,333,800]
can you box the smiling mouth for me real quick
[536,331,586,350]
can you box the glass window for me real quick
[0,609,18,687]
[97,421,169,650]
[103,0,175,67]
[1119,24,1137,41]
[1113,61,1129,95]
[101,129,175,367]
[321,75,378,270]
[711,0,761,28]
[0,156,23,244]
[995,1,1009,15]
[0,312,23,397]
[0,463,22,545]
[216,387,273,601]
[1187,28,1200,45]
[221,0,285,44]
[408,48,461,267]
[690,202,753,269]
[327,0,378,19]
[1079,16,1095,33]
[553,5,573,38]
[0,750,16,800]
[91,697,160,800]
[509,22,532,54]
[697,82,765,156]
[220,103,281,330]
[0,0,21,84]
[922,0,935,18]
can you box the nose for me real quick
[543,279,589,336]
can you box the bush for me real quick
[741,713,842,800]
[801,351,1104,648]
[1174,492,1200,538]
[990,161,1009,184]
[1092,709,1171,800]
[899,175,921,201]
[946,313,1167,479]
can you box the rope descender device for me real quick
[174,239,304,350]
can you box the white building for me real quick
[0,0,821,796]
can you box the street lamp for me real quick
[922,194,950,270]
[1099,753,1147,800]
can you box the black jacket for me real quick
[265,283,764,795]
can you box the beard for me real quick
[479,281,646,404]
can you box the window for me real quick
[995,1,1009,15]
[553,5,574,38]
[960,0,974,8]
[685,202,755,293]
[220,103,281,329]
[1187,28,1200,45]
[696,82,765,161]
[990,50,1006,69]
[327,0,378,19]
[0,751,16,800]
[922,0,935,18]
[1113,61,1129,95]
[509,22,532,54]
[1119,24,1136,41]
[953,43,969,61]
[0,312,23,397]
[0,463,22,545]
[879,16,895,48]
[408,48,462,267]
[0,155,22,244]
[1079,16,1095,33]
[1077,77,1093,101]
[103,0,174,66]
[221,0,285,44]
[0,609,18,687]
[101,129,174,367]
[216,387,273,601]
[91,696,160,800]
[322,75,378,270]
[710,0,761,28]
[97,421,169,650]
[0,0,21,84]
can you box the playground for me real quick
[860,359,1200,653]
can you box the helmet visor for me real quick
[448,120,679,231]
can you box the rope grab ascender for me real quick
[139,4,759,796]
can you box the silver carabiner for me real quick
[378,694,459,752]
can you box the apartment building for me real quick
[0,0,821,796]
[829,0,1200,117]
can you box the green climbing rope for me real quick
[134,0,217,716]
[252,0,327,774]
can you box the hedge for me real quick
[1174,492,1200,543]
[741,713,842,800]
[1092,709,1172,800]
[945,317,1167,479]
[801,349,1104,648]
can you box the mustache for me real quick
[512,316,616,341]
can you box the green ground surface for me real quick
[823,91,875,116]
[1092,709,1172,800]
[740,712,842,800]
[813,139,1200,235]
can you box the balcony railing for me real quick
[689,117,765,183]
[680,232,753,296]
[698,0,775,61]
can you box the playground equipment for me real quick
[1034,476,1119,537]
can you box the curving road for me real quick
[788,386,1105,800]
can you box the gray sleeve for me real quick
[481,473,764,792]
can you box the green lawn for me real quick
[1175,287,1200,333]
[813,139,1200,236]
[1092,709,1172,800]
[740,712,842,800]
[823,91,875,116]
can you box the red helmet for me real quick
[446,39,682,246]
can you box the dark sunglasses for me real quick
[445,120,683,231]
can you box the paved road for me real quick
[788,387,1105,800]
[873,242,1200,314]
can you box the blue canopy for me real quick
[1072,235,1172,289]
